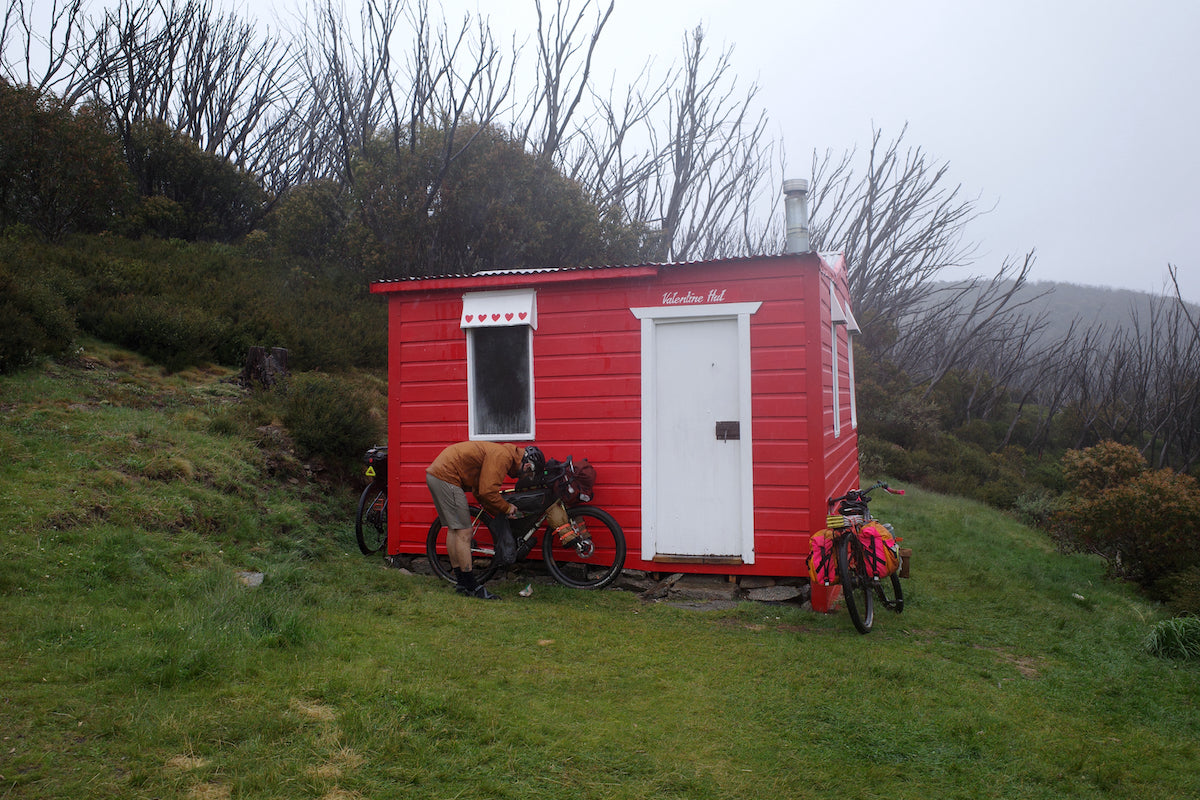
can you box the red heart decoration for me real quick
[518,312,528,320]
[464,314,474,323]
[505,312,514,321]
[491,313,501,321]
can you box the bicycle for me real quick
[823,481,906,634]
[425,456,626,590]
[355,445,388,555]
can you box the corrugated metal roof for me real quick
[370,253,807,285]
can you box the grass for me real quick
[1144,616,1200,660]
[2,344,1198,799]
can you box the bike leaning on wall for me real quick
[426,456,626,590]
[811,481,906,634]
[355,446,388,555]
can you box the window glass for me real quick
[469,325,532,437]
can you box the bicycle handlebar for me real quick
[827,481,905,510]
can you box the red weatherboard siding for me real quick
[374,253,860,579]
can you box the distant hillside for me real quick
[933,279,1200,344]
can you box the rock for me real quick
[746,584,802,602]
[638,572,684,601]
[236,571,264,587]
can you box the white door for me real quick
[653,316,742,556]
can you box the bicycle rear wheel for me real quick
[541,505,626,589]
[425,507,500,584]
[836,532,875,633]
[355,485,387,555]
[874,572,904,613]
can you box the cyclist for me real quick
[426,442,545,599]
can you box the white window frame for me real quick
[462,290,537,441]
[829,281,861,436]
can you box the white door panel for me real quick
[654,317,741,555]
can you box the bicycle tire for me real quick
[355,484,388,555]
[541,505,626,589]
[425,506,500,584]
[874,572,904,613]
[837,532,875,634]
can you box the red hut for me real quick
[369,182,861,610]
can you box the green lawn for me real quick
[1,346,1196,799]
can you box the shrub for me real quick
[1143,616,1200,660]
[955,418,1004,452]
[1160,565,1200,617]
[277,372,380,462]
[1061,441,1146,494]
[83,295,240,373]
[263,179,353,264]
[1058,443,1200,593]
[0,80,132,238]
[0,261,77,372]
[900,433,1037,509]
[857,386,941,450]
[123,118,266,242]
[1013,488,1062,529]
[857,435,912,479]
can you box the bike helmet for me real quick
[521,445,546,474]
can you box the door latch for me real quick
[715,420,740,441]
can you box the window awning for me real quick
[461,289,537,330]
[830,283,860,333]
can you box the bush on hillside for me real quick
[277,372,381,462]
[1057,443,1200,598]
[1061,441,1146,494]
[263,179,359,267]
[0,79,132,239]
[862,428,1040,511]
[0,262,77,372]
[122,119,266,242]
[82,295,249,373]
[856,384,941,451]
[352,121,652,277]
[1160,565,1200,616]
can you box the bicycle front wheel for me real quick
[425,507,501,584]
[837,532,875,634]
[355,485,387,555]
[541,505,626,589]
[874,572,904,613]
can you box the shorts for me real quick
[426,473,472,529]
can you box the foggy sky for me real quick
[248,0,1198,301]
[444,0,1199,302]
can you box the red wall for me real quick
[376,255,859,578]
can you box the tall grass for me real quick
[1143,616,1200,659]
[2,346,1198,799]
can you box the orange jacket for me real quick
[427,441,524,516]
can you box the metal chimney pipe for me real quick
[783,178,810,253]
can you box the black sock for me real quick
[455,569,478,591]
